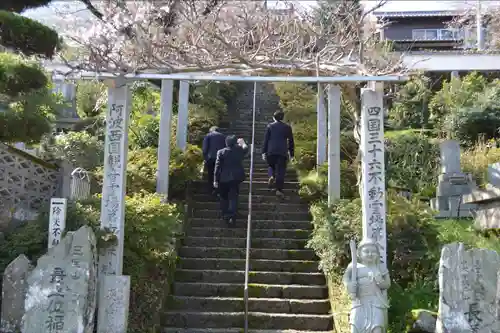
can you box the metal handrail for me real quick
[244,81,258,333]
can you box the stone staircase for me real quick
[162,83,334,332]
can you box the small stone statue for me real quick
[343,238,391,333]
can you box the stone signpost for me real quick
[97,276,131,333]
[22,226,98,333]
[437,243,500,333]
[99,81,131,277]
[360,83,387,266]
[48,198,67,250]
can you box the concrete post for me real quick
[156,80,174,198]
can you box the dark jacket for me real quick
[214,145,249,184]
[202,131,226,161]
[262,121,295,158]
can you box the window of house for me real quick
[440,29,454,40]
[412,29,426,40]
[425,29,438,40]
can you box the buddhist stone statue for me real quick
[343,238,391,333]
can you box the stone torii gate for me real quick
[69,70,406,330]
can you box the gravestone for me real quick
[463,162,500,229]
[430,140,477,218]
[22,225,98,333]
[1,255,32,333]
[436,243,500,333]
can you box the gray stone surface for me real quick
[1,255,33,333]
[97,275,130,333]
[22,225,98,333]
[410,310,436,333]
[488,163,500,188]
[440,140,461,174]
[437,243,500,333]
[432,140,477,218]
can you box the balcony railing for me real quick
[412,28,462,41]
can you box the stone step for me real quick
[169,296,330,314]
[173,282,328,299]
[192,201,307,212]
[178,247,316,261]
[188,218,312,230]
[192,194,304,204]
[179,258,319,272]
[192,187,298,196]
[175,270,325,285]
[191,209,310,221]
[163,328,333,333]
[187,227,310,239]
[183,237,306,249]
[162,312,333,331]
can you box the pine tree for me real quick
[0,1,64,143]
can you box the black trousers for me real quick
[267,154,287,191]
[219,180,240,219]
[205,159,216,190]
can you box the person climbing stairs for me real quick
[162,83,334,332]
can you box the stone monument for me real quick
[343,238,391,333]
[22,225,98,333]
[1,255,32,333]
[463,162,500,229]
[436,242,500,333]
[430,140,477,218]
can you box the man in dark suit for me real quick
[213,135,249,226]
[202,126,226,194]
[262,110,295,197]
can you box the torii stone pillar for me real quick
[360,82,387,267]
[176,80,190,151]
[316,83,327,166]
[156,80,174,198]
[327,84,341,204]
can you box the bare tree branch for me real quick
[56,0,405,77]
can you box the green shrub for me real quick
[94,144,203,198]
[0,192,183,333]
[429,72,487,126]
[462,143,500,186]
[128,82,234,149]
[388,75,432,129]
[0,11,60,58]
[298,162,357,202]
[76,80,107,118]
[39,131,105,170]
[386,132,440,198]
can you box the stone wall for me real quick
[0,143,61,223]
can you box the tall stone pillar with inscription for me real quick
[99,79,131,277]
[360,83,387,266]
